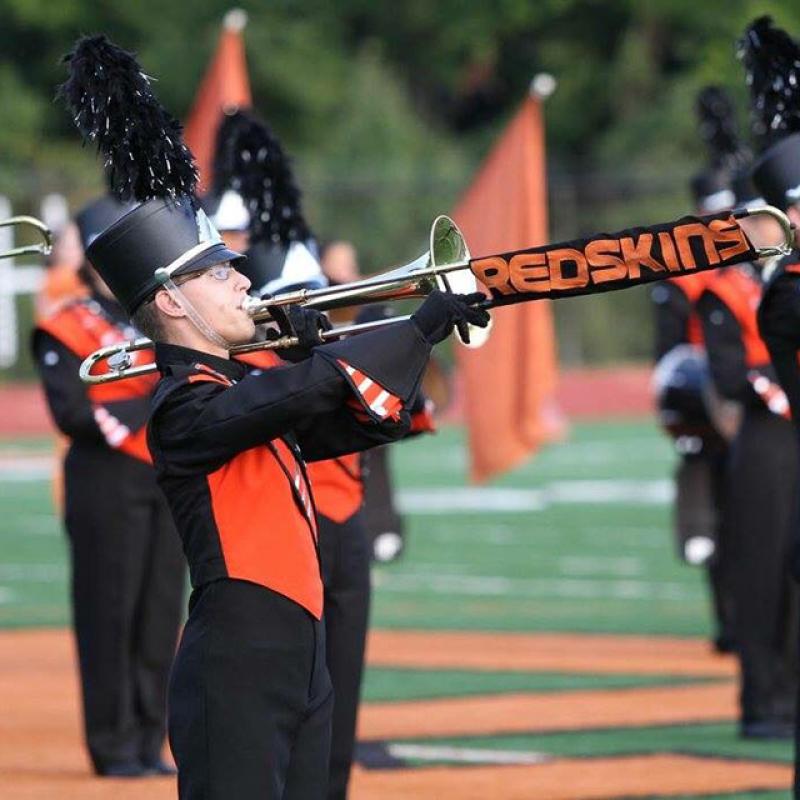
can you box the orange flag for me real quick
[453,88,561,483]
[184,9,252,191]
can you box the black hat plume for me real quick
[695,86,750,172]
[738,16,800,147]
[211,108,312,246]
[58,35,198,202]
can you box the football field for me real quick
[0,419,793,798]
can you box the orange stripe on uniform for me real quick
[337,359,402,420]
[188,373,230,386]
[307,454,363,523]
[207,445,323,619]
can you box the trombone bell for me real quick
[245,215,481,322]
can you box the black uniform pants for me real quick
[318,511,371,800]
[63,443,185,772]
[169,579,333,800]
[725,410,799,724]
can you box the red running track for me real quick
[0,365,654,438]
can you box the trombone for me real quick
[80,215,482,384]
[0,216,53,260]
[78,204,796,386]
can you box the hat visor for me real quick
[171,242,246,278]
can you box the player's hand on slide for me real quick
[412,290,490,345]
[265,305,333,361]
[286,306,333,348]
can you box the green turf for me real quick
[373,420,712,637]
[1,419,793,797]
[0,436,53,451]
[0,468,68,628]
[392,722,792,765]
[0,420,704,633]
[361,667,709,702]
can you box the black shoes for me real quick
[142,759,178,776]
[97,761,149,778]
[740,719,794,740]
[97,759,176,778]
[712,633,737,654]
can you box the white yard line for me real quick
[0,455,54,481]
[397,480,673,514]
[373,571,699,602]
[0,563,66,581]
[386,743,550,765]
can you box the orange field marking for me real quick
[349,754,791,799]
[0,629,767,800]
[359,682,737,739]
[0,629,176,798]
[367,629,736,676]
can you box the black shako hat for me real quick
[59,35,244,314]
[751,133,800,210]
[731,167,763,207]
[689,170,735,213]
[245,238,326,297]
[75,195,137,251]
[739,17,800,210]
[86,197,244,315]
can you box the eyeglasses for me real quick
[174,263,235,286]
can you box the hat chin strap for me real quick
[161,277,232,352]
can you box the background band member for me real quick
[31,195,185,776]
[211,108,435,798]
[650,86,747,653]
[740,13,800,784]
[698,245,797,739]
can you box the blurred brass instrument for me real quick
[0,216,53,260]
[80,215,486,385]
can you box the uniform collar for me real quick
[154,342,246,382]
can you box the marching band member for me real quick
[697,193,797,738]
[650,86,747,654]
[32,195,185,776]
[739,14,800,776]
[60,36,488,799]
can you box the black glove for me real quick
[411,290,490,345]
[288,305,332,346]
[265,305,332,361]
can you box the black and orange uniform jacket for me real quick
[307,393,435,524]
[233,347,436,524]
[231,343,434,800]
[147,319,431,621]
[33,292,155,462]
[651,272,711,360]
[697,264,787,413]
[758,252,800,422]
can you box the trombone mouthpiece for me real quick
[242,295,261,313]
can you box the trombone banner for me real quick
[470,211,758,305]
